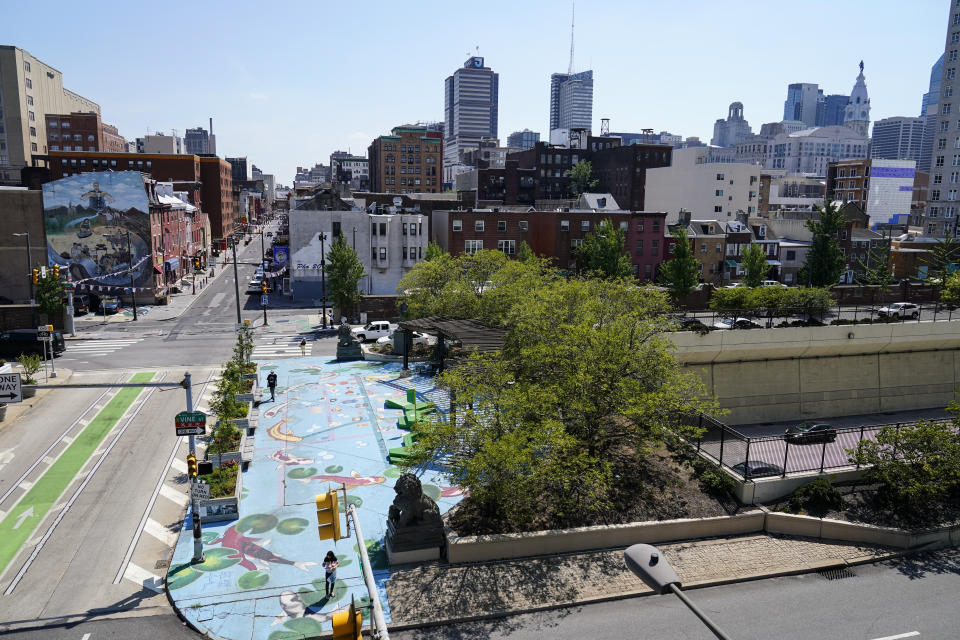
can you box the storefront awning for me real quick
[164,258,179,271]
[724,259,738,268]
[765,259,782,266]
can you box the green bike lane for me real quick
[0,371,156,578]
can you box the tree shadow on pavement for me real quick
[394,606,575,640]
[884,548,960,581]
[1,587,163,633]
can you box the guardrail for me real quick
[690,413,952,480]
[677,302,960,332]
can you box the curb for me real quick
[382,546,927,633]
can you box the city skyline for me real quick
[0,0,947,182]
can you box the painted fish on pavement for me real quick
[295,469,386,489]
[213,526,317,572]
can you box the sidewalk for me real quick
[385,533,896,628]
[0,366,74,430]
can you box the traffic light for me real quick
[53,264,60,279]
[187,454,198,478]
[193,257,201,271]
[32,268,38,284]
[331,598,362,640]
[260,281,272,294]
[315,490,340,541]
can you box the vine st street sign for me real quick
[175,411,207,436]
[0,373,22,403]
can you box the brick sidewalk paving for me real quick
[385,534,893,627]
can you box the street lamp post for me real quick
[624,544,733,640]
[260,226,268,327]
[12,232,37,326]
[319,232,327,329]
[126,230,138,321]
[231,237,241,324]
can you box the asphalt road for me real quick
[1,612,195,640]
[392,549,960,640]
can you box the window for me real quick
[938,155,946,167]
[581,220,590,231]
[944,104,953,116]
[940,138,948,150]
[951,68,958,81]
[636,220,644,233]
[716,173,724,180]
[635,239,643,255]
[498,239,516,254]
[475,220,484,232]
[26,95,33,106]
[716,243,722,254]
[560,220,569,231]
[61,121,70,129]
[28,110,34,122]
[453,220,462,232]
[715,189,724,196]
[403,246,408,260]
[465,239,483,254]
[936,173,944,184]
[651,239,659,256]
[652,220,660,232]
[23,60,30,73]
[714,205,723,213]
[30,142,37,152]
[371,247,377,259]
[644,264,652,280]
[379,247,387,260]
[402,222,407,235]
[953,32,960,44]
[379,222,386,236]
[498,220,506,232]
[25,78,32,89]
[29,126,36,137]
[50,145,59,151]
[700,243,707,254]
[949,86,955,98]
[519,220,528,231]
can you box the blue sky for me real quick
[1,0,948,184]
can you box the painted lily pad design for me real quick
[338,494,363,513]
[382,466,402,479]
[335,553,353,569]
[269,615,326,640]
[194,547,241,572]
[167,562,201,590]
[237,570,270,590]
[353,539,387,571]
[324,464,343,474]
[288,467,317,480]
[307,578,348,604]
[275,517,309,535]
[236,513,278,534]
[201,531,220,544]
[422,483,441,502]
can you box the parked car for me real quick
[673,316,709,332]
[376,331,435,348]
[99,296,120,314]
[351,321,397,342]
[784,422,837,444]
[760,280,787,288]
[730,460,784,479]
[0,295,14,304]
[713,317,760,330]
[0,328,66,358]
[72,294,92,315]
[877,302,920,319]
[723,282,746,289]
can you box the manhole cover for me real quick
[154,559,170,570]
[817,566,855,580]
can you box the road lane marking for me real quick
[18,481,33,491]
[123,562,163,593]
[159,484,188,506]
[81,634,90,640]
[870,633,920,640]
[0,372,157,583]
[171,458,187,474]
[144,518,178,547]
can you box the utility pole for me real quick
[231,238,241,324]
[183,372,204,564]
[260,227,268,326]
[319,232,328,329]
[126,230,138,321]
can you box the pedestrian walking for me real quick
[322,550,339,597]
[266,370,278,402]
[299,337,307,356]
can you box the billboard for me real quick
[41,172,152,291]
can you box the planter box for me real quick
[22,386,37,398]
[361,345,431,363]
[226,399,259,433]
[208,427,253,470]
[234,378,260,403]
[198,466,242,523]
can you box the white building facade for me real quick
[766,125,869,174]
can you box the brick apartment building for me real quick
[368,125,443,194]
[431,208,668,279]
[44,150,236,242]
[45,112,126,155]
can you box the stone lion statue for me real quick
[337,323,354,345]
[388,473,441,529]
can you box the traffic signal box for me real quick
[331,598,362,640]
[315,490,340,541]
[52,264,60,279]
[32,268,38,284]
[187,454,198,479]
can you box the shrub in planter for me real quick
[788,477,843,516]
[17,353,41,385]
[208,421,242,460]
[200,460,240,498]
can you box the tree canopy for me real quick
[800,200,846,287]
[569,160,598,194]
[424,241,447,262]
[740,243,770,288]
[36,272,64,316]
[575,218,632,279]
[659,226,699,298]
[326,233,366,313]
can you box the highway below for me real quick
[392,549,960,640]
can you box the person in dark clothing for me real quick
[266,371,278,402]
[322,550,339,597]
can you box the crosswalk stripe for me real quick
[144,517,178,547]
[159,483,188,507]
[171,458,187,474]
[123,562,164,593]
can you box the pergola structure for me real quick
[396,317,507,372]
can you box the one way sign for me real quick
[0,372,22,403]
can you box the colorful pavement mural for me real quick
[167,358,461,640]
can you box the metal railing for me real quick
[690,413,951,480]
[675,302,960,332]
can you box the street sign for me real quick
[36,325,52,341]
[191,483,210,500]
[175,410,207,436]
[261,294,268,307]
[0,372,23,403]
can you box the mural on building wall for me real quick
[41,171,152,289]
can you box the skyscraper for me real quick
[919,54,944,173]
[184,119,216,155]
[507,129,541,150]
[817,94,850,127]
[871,117,925,164]
[783,83,820,127]
[922,3,959,236]
[842,61,871,138]
[443,56,499,184]
[549,71,594,133]
[710,102,753,147]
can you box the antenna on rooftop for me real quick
[568,2,575,74]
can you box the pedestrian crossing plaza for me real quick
[63,337,144,357]
[251,333,312,359]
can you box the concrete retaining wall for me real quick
[670,321,960,423]
[445,509,960,564]
[735,468,868,504]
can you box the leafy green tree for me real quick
[575,219,632,279]
[941,271,960,307]
[659,226,699,298]
[326,234,366,315]
[850,417,960,524]
[710,286,835,317]
[856,239,894,291]
[404,278,714,531]
[569,160,598,194]
[801,200,846,287]
[36,273,64,316]
[924,235,960,280]
[741,243,770,287]
[424,241,447,261]
[517,240,536,264]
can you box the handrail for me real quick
[347,504,389,640]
